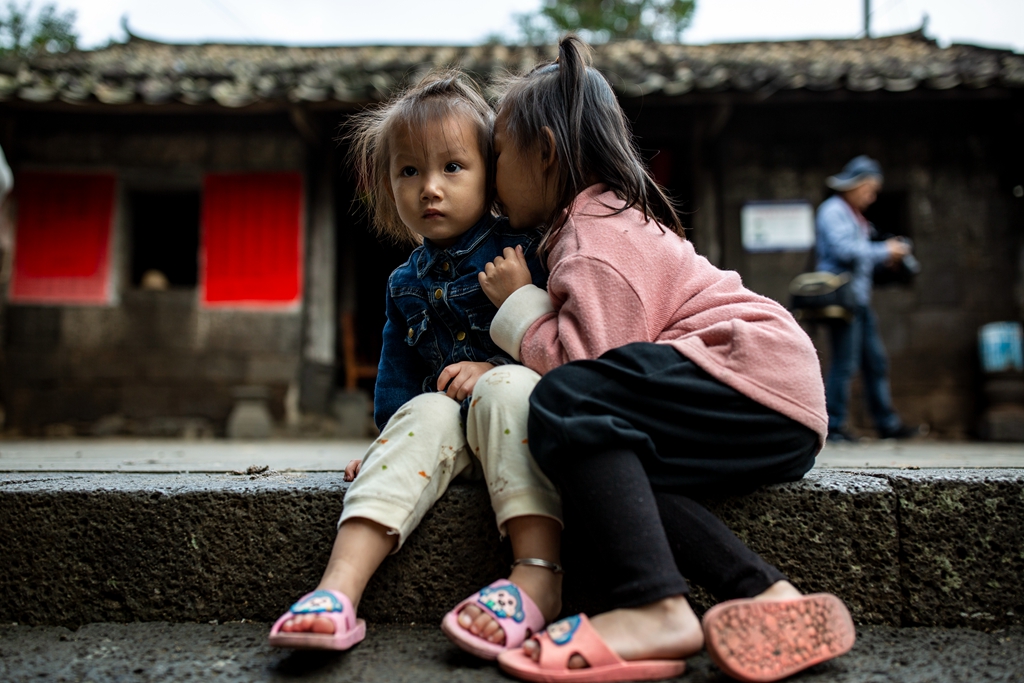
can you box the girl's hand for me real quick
[479,245,533,308]
[344,459,362,482]
[437,361,495,401]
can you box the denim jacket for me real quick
[815,195,890,307]
[374,213,548,430]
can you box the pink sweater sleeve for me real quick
[521,254,649,375]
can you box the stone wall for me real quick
[691,97,1022,438]
[8,111,306,171]
[3,99,1021,436]
[3,293,301,433]
[0,113,309,434]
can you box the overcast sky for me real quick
[62,0,1024,52]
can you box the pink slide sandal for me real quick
[268,589,366,651]
[441,579,547,660]
[497,614,686,683]
[702,593,856,682]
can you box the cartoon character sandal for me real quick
[268,589,366,651]
[441,576,547,660]
[497,613,687,683]
[702,593,856,682]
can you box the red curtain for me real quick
[200,172,304,307]
[9,171,116,305]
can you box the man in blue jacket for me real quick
[816,155,919,442]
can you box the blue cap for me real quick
[826,155,884,191]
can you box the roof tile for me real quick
[1,31,1019,108]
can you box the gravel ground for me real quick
[0,622,1021,682]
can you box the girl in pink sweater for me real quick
[473,37,856,683]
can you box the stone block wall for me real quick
[708,99,1022,438]
[3,292,301,433]
[0,114,310,434]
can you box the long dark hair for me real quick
[344,69,495,246]
[494,35,682,249]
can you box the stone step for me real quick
[1,469,1021,629]
[2,622,1022,682]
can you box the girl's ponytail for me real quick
[557,36,588,196]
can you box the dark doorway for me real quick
[335,181,413,396]
[129,190,201,287]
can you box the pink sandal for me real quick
[497,613,686,682]
[268,589,366,651]
[702,593,856,682]
[441,578,547,660]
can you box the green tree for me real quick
[0,1,78,60]
[517,0,695,44]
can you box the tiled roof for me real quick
[1,30,1021,108]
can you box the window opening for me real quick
[129,190,200,288]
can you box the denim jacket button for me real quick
[407,328,415,339]
[456,331,466,341]
[442,262,450,271]
[434,288,443,299]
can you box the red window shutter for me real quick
[200,172,304,308]
[9,171,116,305]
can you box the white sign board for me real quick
[741,201,815,252]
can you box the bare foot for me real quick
[523,595,704,669]
[754,580,802,601]
[456,564,563,645]
[278,580,359,635]
[278,518,395,636]
[279,612,338,634]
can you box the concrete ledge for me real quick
[869,469,1024,628]
[0,472,505,628]
[699,470,900,625]
[0,469,1019,628]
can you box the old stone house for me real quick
[1,30,1021,437]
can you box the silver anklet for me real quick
[511,557,563,574]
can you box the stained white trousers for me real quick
[339,365,562,551]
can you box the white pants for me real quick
[340,365,562,551]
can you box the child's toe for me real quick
[458,604,480,628]
[481,619,504,643]
[310,615,337,634]
[471,610,494,635]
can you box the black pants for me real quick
[528,342,818,609]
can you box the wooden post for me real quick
[299,153,337,413]
[691,105,731,267]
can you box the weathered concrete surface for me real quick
[4,439,1023,473]
[0,470,901,627]
[0,473,506,628]
[3,294,303,433]
[872,469,1024,628]
[700,470,901,625]
[1,622,1021,682]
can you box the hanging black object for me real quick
[873,235,921,287]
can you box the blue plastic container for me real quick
[979,322,1024,373]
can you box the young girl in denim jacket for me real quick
[479,37,855,683]
[268,70,565,659]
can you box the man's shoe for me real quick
[827,428,860,443]
[878,424,924,440]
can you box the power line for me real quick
[857,0,907,38]
[201,0,258,42]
